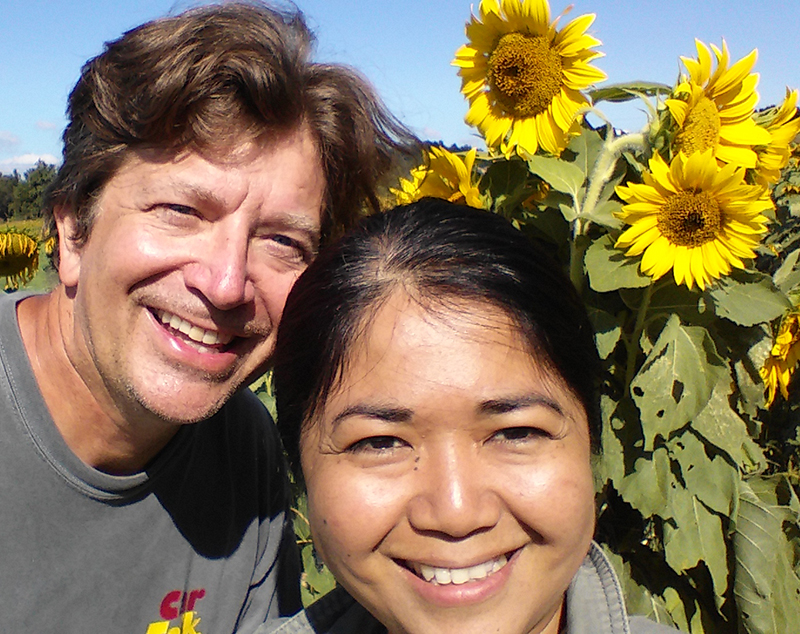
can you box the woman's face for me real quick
[300,292,595,634]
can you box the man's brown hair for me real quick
[45,1,418,265]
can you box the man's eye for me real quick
[270,234,298,248]
[263,234,313,263]
[347,436,407,453]
[165,204,196,215]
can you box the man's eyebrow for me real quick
[331,404,413,429]
[479,394,564,416]
[149,180,322,238]
[157,180,228,209]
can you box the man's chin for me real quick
[132,385,238,426]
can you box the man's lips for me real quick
[154,309,234,347]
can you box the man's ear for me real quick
[53,206,82,287]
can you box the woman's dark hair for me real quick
[272,198,601,473]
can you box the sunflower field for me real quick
[387,0,800,632]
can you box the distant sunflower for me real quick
[391,146,483,208]
[753,88,800,186]
[0,230,40,290]
[760,309,800,407]
[615,150,771,290]
[452,0,606,158]
[665,40,771,168]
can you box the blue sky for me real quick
[1,0,799,174]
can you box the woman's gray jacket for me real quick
[254,542,676,634]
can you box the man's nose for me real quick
[183,221,255,310]
[406,443,501,538]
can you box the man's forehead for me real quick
[129,124,319,171]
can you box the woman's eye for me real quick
[492,427,549,443]
[347,436,407,453]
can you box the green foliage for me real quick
[5,162,56,220]
[0,171,20,221]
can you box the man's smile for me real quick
[155,308,235,351]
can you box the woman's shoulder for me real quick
[253,587,385,634]
[565,543,677,633]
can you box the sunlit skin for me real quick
[301,291,596,634]
[18,126,325,473]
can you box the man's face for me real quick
[57,127,325,425]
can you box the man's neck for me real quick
[16,289,180,475]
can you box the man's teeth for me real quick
[157,310,233,346]
[416,554,508,586]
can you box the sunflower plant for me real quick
[0,227,41,290]
[388,1,800,632]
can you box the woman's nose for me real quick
[406,443,501,538]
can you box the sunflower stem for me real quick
[624,281,655,392]
[569,227,587,294]
[581,131,647,223]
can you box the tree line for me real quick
[0,162,57,222]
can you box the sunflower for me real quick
[0,230,40,290]
[614,149,772,290]
[664,40,771,169]
[760,309,800,407]
[391,146,483,208]
[452,0,606,158]
[752,88,800,186]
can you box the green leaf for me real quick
[301,544,336,604]
[663,493,729,602]
[734,476,800,634]
[647,282,714,327]
[733,327,773,419]
[583,198,623,230]
[617,445,673,519]
[585,234,652,292]
[566,126,604,178]
[630,315,727,449]
[707,275,790,326]
[600,546,676,626]
[526,154,585,200]
[559,202,578,222]
[670,430,738,518]
[480,157,530,199]
[588,81,673,104]
[692,378,766,472]
[587,305,622,359]
[773,249,800,292]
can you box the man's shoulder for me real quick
[196,386,284,475]
[214,387,276,439]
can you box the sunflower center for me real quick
[487,32,563,118]
[657,191,722,247]
[674,97,721,155]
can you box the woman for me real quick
[264,199,674,634]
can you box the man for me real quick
[0,3,415,632]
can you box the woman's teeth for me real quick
[414,553,508,585]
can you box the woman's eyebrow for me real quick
[331,404,413,428]
[479,394,564,416]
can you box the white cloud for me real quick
[36,121,58,131]
[0,131,20,147]
[0,153,60,174]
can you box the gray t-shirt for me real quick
[0,292,300,632]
